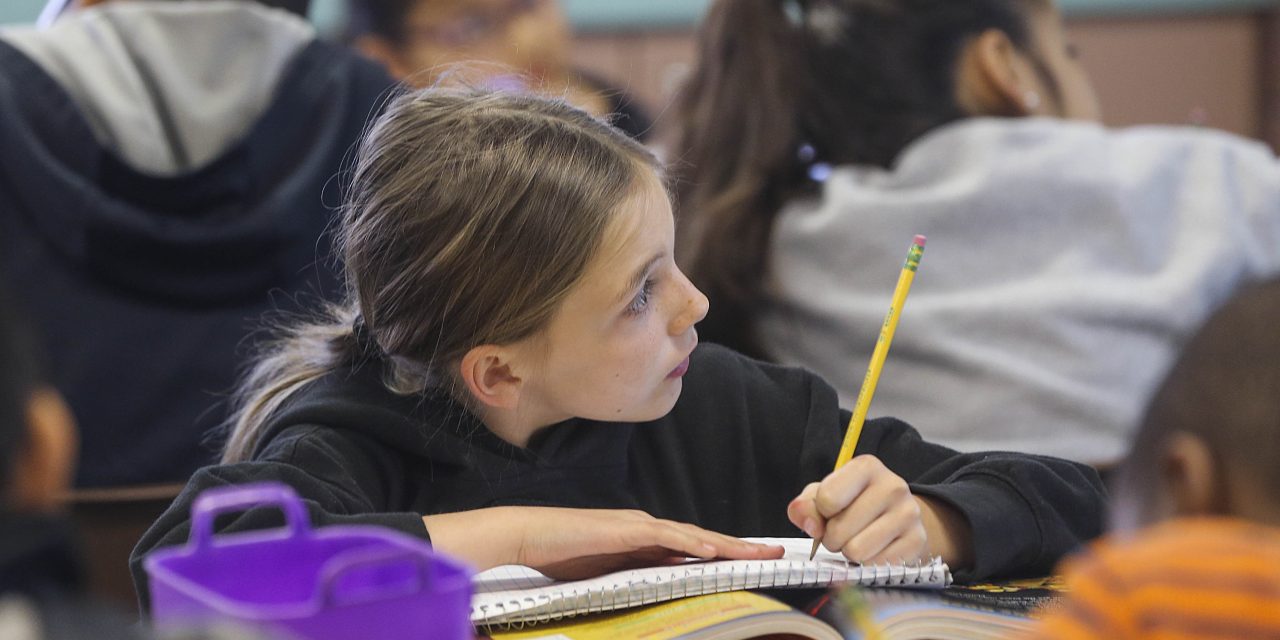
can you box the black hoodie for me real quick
[130,343,1107,609]
[0,3,397,487]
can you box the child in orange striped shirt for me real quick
[1031,278,1280,639]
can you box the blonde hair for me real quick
[222,88,659,462]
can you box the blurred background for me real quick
[4,0,1277,147]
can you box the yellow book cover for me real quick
[483,591,841,640]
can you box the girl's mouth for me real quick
[667,356,691,379]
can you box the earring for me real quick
[1022,90,1042,111]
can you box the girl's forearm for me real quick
[422,508,522,570]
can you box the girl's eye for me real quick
[624,278,656,316]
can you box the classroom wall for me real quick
[0,0,44,25]
[570,8,1280,149]
[4,0,1275,148]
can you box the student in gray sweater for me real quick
[673,0,1280,466]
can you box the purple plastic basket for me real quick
[144,483,472,640]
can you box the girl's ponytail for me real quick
[674,0,813,360]
[221,304,363,463]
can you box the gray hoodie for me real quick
[760,117,1280,465]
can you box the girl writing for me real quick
[131,89,1105,605]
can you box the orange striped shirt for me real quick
[1028,517,1280,640]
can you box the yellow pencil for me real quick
[809,235,926,561]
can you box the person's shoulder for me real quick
[1047,517,1280,638]
[1064,517,1280,588]
[1107,122,1276,162]
[905,116,1105,152]
[1101,517,1280,560]
[910,116,1269,157]
[881,117,1108,182]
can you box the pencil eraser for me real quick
[913,234,927,248]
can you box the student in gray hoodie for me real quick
[674,0,1280,468]
[0,0,397,487]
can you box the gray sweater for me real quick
[761,117,1280,464]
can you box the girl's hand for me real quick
[424,507,784,580]
[787,455,965,566]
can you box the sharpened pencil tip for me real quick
[808,538,821,561]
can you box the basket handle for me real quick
[190,482,311,551]
[318,547,433,610]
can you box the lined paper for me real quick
[471,537,951,625]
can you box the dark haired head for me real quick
[674,0,1057,359]
[1113,279,1280,529]
[0,285,46,498]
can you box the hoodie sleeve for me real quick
[128,424,428,614]
[852,417,1107,582]
[693,344,1106,582]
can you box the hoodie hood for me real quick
[0,1,395,306]
[3,1,313,176]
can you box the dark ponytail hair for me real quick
[674,0,1049,359]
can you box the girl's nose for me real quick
[669,271,709,335]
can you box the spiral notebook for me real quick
[471,537,952,626]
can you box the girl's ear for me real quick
[459,345,524,410]
[352,35,413,80]
[954,29,1041,117]
[8,388,78,512]
[1161,431,1221,517]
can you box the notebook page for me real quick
[472,564,556,592]
[471,537,950,625]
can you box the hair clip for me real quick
[808,163,833,183]
[797,143,817,163]
[797,142,833,182]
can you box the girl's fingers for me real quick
[637,519,782,560]
[840,499,923,563]
[630,520,719,559]
[812,456,883,518]
[673,522,784,559]
[820,473,911,550]
[787,482,826,539]
[866,529,929,567]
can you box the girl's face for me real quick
[396,0,571,86]
[513,171,708,425]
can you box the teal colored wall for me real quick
[3,0,1277,29]
[0,0,45,25]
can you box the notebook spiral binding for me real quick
[474,556,948,630]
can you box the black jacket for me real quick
[131,344,1106,608]
[0,25,396,487]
